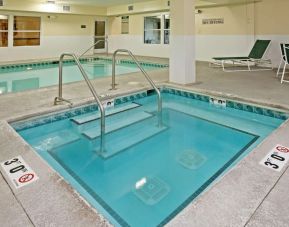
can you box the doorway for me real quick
[94,20,107,53]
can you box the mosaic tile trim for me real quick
[0,58,168,73]
[162,87,289,120]
[11,91,148,131]
[11,87,288,131]
[162,87,211,102]
[226,100,288,120]
[93,57,169,68]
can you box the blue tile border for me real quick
[162,87,211,102]
[11,87,288,132]
[162,87,289,121]
[0,57,168,73]
[11,91,148,131]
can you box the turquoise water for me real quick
[0,60,159,94]
[17,93,284,227]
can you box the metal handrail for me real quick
[54,53,106,153]
[79,38,108,59]
[111,49,162,126]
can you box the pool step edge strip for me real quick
[71,102,141,125]
[82,111,153,140]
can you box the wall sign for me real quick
[1,156,39,189]
[202,18,224,25]
[259,145,289,172]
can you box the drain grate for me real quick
[177,149,207,170]
[133,177,170,205]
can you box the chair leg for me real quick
[247,60,251,71]
[277,59,283,77]
[281,62,287,84]
[222,60,225,71]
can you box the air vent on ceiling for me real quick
[128,5,134,11]
[0,0,4,6]
[63,5,71,12]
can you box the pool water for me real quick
[0,59,162,94]
[17,92,284,227]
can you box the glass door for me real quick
[94,20,106,53]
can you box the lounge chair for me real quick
[277,43,289,84]
[210,39,273,72]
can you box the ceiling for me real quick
[48,0,153,7]
[36,0,260,7]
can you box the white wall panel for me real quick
[0,36,93,62]
[108,35,170,58]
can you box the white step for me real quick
[71,102,140,125]
[93,118,168,159]
[82,111,153,140]
[30,130,80,152]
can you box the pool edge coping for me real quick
[0,84,289,226]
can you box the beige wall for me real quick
[0,0,107,16]
[43,15,95,36]
[196,4,254,35]
[107,0,169,16]
[255,0,289,35]
[0,10,97,36]
[1,0,289,63]
[109,12,165,36]
[108,5,252,36]
[0,10,103,61]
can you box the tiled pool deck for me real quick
[0,55,289,226]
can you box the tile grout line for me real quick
[243,163,289,227]
[0,171,36,227]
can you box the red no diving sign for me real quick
[19,173,35,183]
[260,145,289,172]
[1,156,39,189]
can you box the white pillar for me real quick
[169,0,196,84]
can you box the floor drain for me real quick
[133,177,170,205]
[177,149,207,170]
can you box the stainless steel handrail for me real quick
[54,53,106,153]
[111,49,162,126]
[79,38,108,59]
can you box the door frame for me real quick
[93,18,108,54]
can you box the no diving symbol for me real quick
[18,173,34,183]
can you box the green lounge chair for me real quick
[210,39,273,72]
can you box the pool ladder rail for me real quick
[54,49,163,154]
[111,49,163,127]
[54,53,106,153]
[78,38,108,59]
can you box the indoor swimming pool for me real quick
[12,88,288,227]
[0,58,167,94]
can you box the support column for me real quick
[169,0,196,84]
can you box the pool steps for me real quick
[71,103,140,125]
[81,111,153,140]
[69,102,168,159]
[90,117,168,159]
